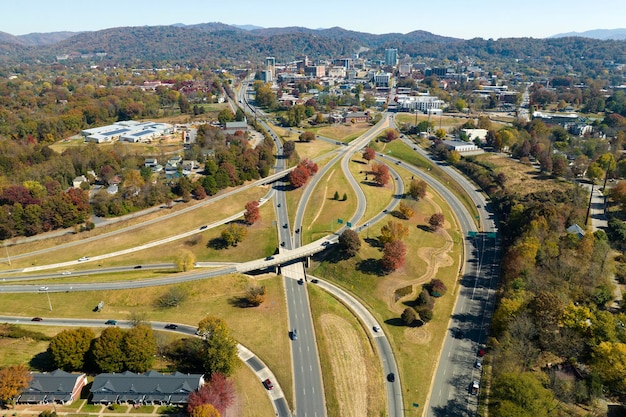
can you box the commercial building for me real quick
[385,48,398,67]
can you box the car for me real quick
[277,203,281,207]
[105,320,117,325]
[61,271,72,275]
[477,204,481,209]
[387,373,395,382]
[470,380,480,395]
[265,255,275,261]
[164,324,178,330]
[263,378,274,390]
[280,241,285,247]
[31,317,43,322]
[298,278,304,285]
[321,241,330,246]
[78,256,90,262]
[295,228,300,233]
[373,325,381,333]
[200,225,208,230]
[291,329,298,340]
[283,223,288,229]
[39,286,49,291]
[311,278,319,284]
[474,359,482,369]
[396,160,401,165]
[477,348,486,357]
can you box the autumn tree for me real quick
[221,223,248,246]
[371,163,390,186]
[299,131,316,142]
[447,150,461,165]
[428,213,445,231]
[288,159,318,188]
[187,373,235,415]
[408,179,427,200]
[397,202,415,219]
[283,141,296,159]
[592,342,626,394]
[381,240,407,272]
[189,404,221,417]
[196,316,239,377]
[0,364,31,408]
[401,308,417,326]
[610,181,626,209]
[338,229,361,257]
[245,285,266,307]
[379,220,409,244]
[175,249,196,272]
[384,128,400,142]
[362,147,376,164]
[156,287,188,308]
[48,327,95,371]
[123,324,157,373]
[243,200,260,225]
[91,326,126,373]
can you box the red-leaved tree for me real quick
[381,240,407,272]
[362,147,376,164]
[187,373,235,416]
[372,163,390,186]
[243,200,260,225]
[301,158,319,175]
[288,166,310,187]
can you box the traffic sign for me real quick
[337,219,343,224]
[468,231,478,237]
[412,403,419,408]
[346,222,352,227]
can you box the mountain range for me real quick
[1,23,626,67]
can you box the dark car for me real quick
[105,319,117,325]
[263,378,274,390]
[200,225,208,230]
[265,255,275,261]
[311,278,319,284]
[164,324,178,330]
[298,278,304,285]
[291,329,298,340]
[31,317,43,322]
[387,373,395,382]
[133,265,142,269]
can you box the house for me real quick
[566,224,586,239]
[18,369,87,405]
[344,111,369,123]
[144,158,158,168]
[72,175,88,189]
[90,371,205,405]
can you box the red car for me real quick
[263,379,274,390]
[477,348,486,357]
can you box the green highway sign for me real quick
[346,222,352,227]
[337,219,343,224]
[412,403,419,408]
[468,231,478,237]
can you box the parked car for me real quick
[105,320,117,325]
[470,380,480,395]
[474,359,482,369]
[31,317,43,322]
[477,348,486,357]
[164,324,178,330]
[263,378,274,390]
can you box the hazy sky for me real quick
[2,0,625,39]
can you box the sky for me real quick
[2,0,626,40]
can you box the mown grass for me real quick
[300,162,357,244]
[311,184,463,412]
[0,273,293,409]
[308,284,386,417]
[311,122,372,142]
[347,157,395,224]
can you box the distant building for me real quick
[82,121,172,144]
[344,111,369,123]
[461,129,488,143]
[374,72,391,88]
[384,48,398,67]
[443,140,479,153]
[224,119,248,135]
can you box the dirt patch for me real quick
[405,325,433,345]
[319,314,367,417]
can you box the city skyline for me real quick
[2,0,625,40]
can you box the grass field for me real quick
[347,156,395,223]
[308,285,385,417]
[311,180,463,412]
[310,122,372,142]
[300,162,357,244]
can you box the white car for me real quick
[39,286,48,291]
[78,256,89,262]
[373,325,381,333]
[61,271,72,275]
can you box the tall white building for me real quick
[385,48,398,67]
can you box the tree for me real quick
[586,162,605,182]
[401,308,417,326]
[362,147,376,164]
[447,150,461,165]
[193,184,207,200]
[428,213,445,231]
[187,373,234,415]
[610,181,626,208]
[197,316,239,377]
[592,342,626,393]
[123,324,157,373]
[333,191,340,200]
[175,249,196,272]
[243,200,260,225]
[217,109,235,125]
[491,372,555,417]
[408,179,427,200]
[189,404,221,417]
[381,240,407,272]
[0,364,31,408]
[156,287,188,308]
[245,285,266,306]
[283,141,296,159]
[221,223,248,246]
[299,131,316,142]
[338,229,361,257]
[48,327,95,371]
[434,128,446,139]
[428,278,448,297]
[384,128,400,142]
[379,220,409,244]
[91,326,126,373]
[371,163,390,186]
[288,166,310,188]
[397,202,415,219]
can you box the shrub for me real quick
[401,308,417,326]
[418,307,433,323]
